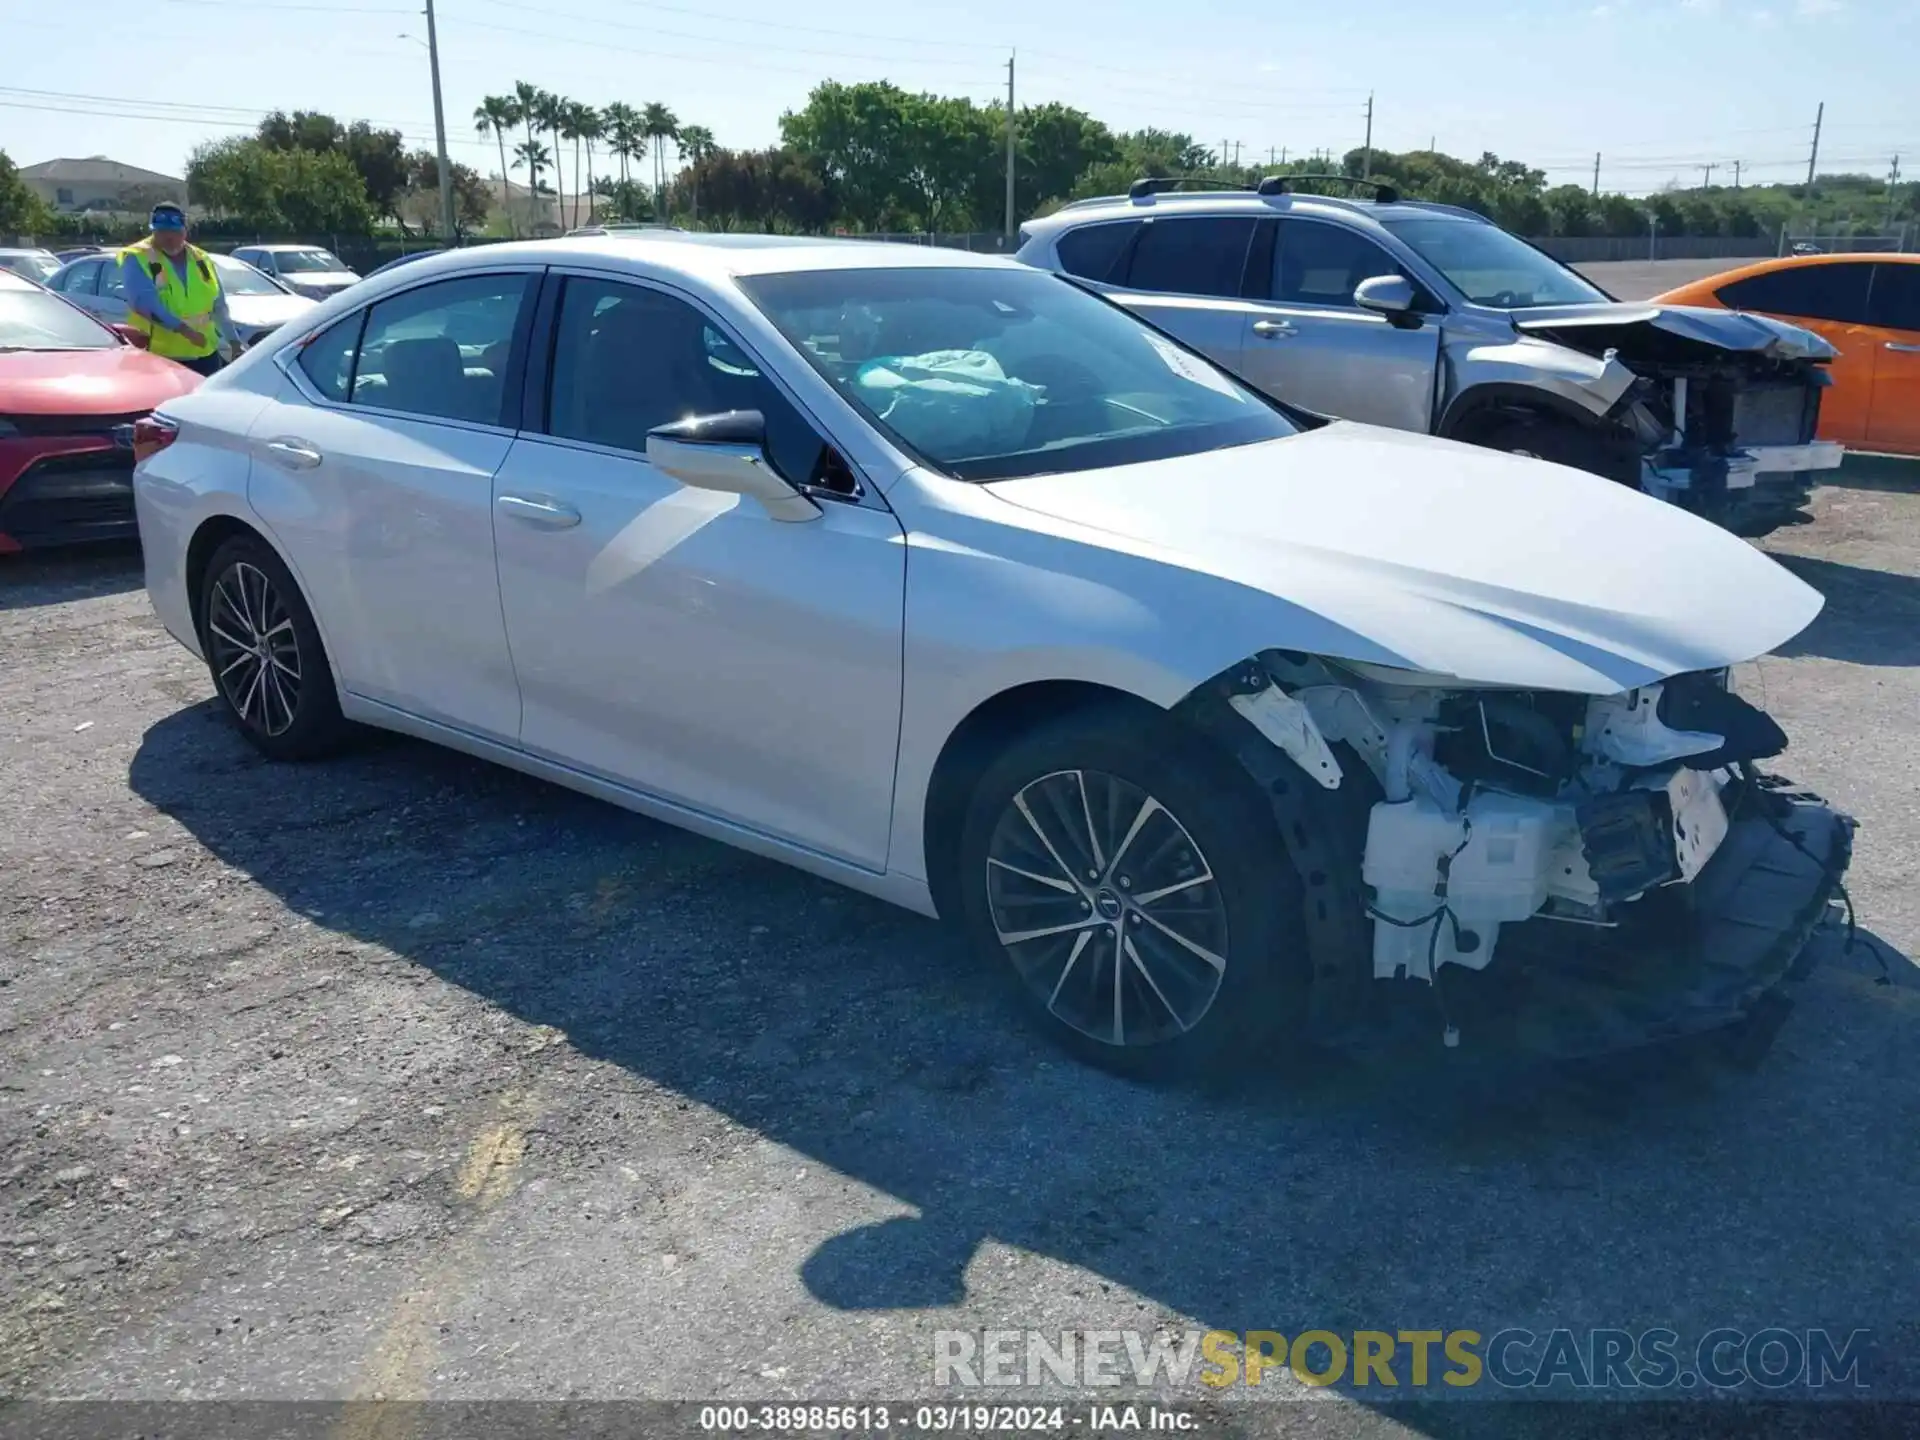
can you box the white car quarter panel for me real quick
[245,395,521,743]
[491,436,909,870]
[134,388,277,656]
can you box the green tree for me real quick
[781,81,912,230]
[560,101,601,228]
[1015,102,1117,215]
[404,152,490,234]
[676,124,717,225]
[1544,184,1596,237]
[0,149,53,236]
[187,136,373,234]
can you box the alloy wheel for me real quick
[206,561,303,737]
[984,768,1229,1048]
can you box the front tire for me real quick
[956,706,1309,1080]
[198,534,347,760]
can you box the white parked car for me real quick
[131,237,1854,1075]
[228,244,362,301]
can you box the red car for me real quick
[0,270,200,553]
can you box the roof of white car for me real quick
[1020,190,1480,236]
[389,233,1019,284]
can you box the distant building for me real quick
[21,156,188,216]
[487,176,563,236]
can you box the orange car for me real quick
[1653,254,1920,456]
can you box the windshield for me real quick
[1380,217,1608,309]
[273,249,346,274]
[214,255,286,296]
[0,287,117,350]
[739,267,1297,482]
[0,252,62,284]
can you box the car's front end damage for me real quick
[1510,304,1844,538]
[1183,652,1855,1064]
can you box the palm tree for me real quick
[511,80,544,220]
[534,91,567,232]
[676,124,715,227]
[562,102,602,227]
[642,102,679,219]
[603,102,641,192]
[473,95,519,235]
[513,137,552,217]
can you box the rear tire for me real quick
[198,534,348,761]
[956,705,1309,1080]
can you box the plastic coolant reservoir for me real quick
[1362,792,1563,980]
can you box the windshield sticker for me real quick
[1145,335,1243,400]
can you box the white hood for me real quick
[984,423,1824,695]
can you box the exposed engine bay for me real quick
[1512,307,1844,538]
[1192,650,1856,1060]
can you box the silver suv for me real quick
[1017,178,1843,537]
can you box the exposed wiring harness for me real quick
[1364,817,1476,1044]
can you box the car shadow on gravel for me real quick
[0,542,144,610]
[1769,554,1920,667]
[129,702,1920,1412]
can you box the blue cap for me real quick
[149,203,186,231]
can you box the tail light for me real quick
[132,414,180,464]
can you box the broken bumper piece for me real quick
[1436,782,1855,1060]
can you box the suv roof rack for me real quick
[1125,176,1254,199]
[1255,173,1402,204]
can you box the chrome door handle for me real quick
[1886,342,1920,354]
[496,494,582,529]
[1252,319,1297,339]
[264,438,322,469]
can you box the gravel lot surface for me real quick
[3,469,1918,1434]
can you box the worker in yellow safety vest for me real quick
[116,204,236,377]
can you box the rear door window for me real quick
[60,260,101,295]
[1867,263,1920,333]
[351,274,531,424]
[1119,217,1258,299]
[1054,222,1140,283]
[1716,264,1873,325]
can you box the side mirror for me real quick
[1354,274,1418,323]
[645,410,820,523]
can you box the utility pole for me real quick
[1280,146,1288,165]
[1003,50,1016,239]
[1699,162,1716,189]
[1591,151,1600,197]
[1733,159,1742,189]
[1362,92,1374,178]
[1232,140,1243,167]
[423,0,455,241]
[1806,101,1824,186]
[1889,155,1904,232]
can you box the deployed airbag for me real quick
[855,350,1041,457]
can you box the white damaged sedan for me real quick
[131,236,1854,1076]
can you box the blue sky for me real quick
[5,0,1917,196]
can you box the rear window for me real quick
[1054,222,1139,283]
[1120,217,1257,299]
[1716,264,1873,326]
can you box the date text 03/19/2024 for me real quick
[697,1403,1197,1432]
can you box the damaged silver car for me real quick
[1017,177,1843,537]
[135,239,1853,1081]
